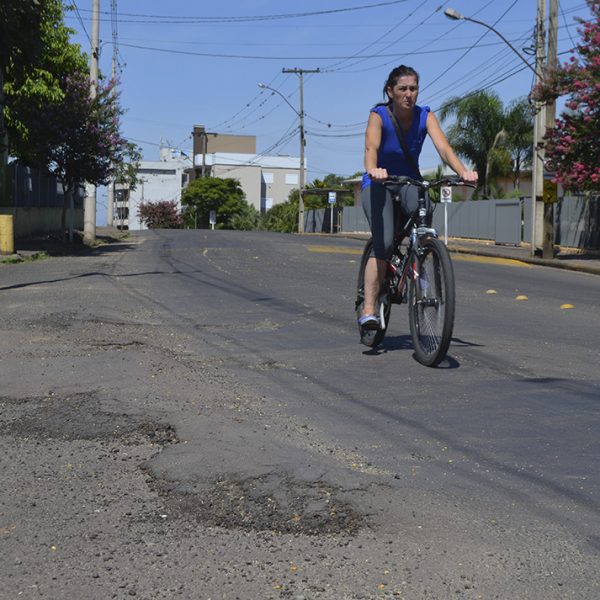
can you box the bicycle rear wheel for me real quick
[408,236,455,366]
[356,238,391,347]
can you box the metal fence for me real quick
[8,161,84,208]
[307,196,600,251]
[4,161,84,238]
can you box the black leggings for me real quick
[361,182,419,260]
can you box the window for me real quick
[262,172,274,184]
[285,173,298,185]
[261,198,273,213]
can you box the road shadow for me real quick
[362,333,462,369]
[12,230,135,258]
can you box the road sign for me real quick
[543,179,558,204]
[328,192,336,204]
[440,186,452,203]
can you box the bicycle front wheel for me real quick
[408,237,455,366]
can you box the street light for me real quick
[444,6,555,258]
[444,8,538,75]
[258,82,306,233]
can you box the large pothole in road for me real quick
[143,470,365,536]
[0,392,178,446]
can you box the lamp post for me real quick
[258,82,307,234]
[444,5,556,258]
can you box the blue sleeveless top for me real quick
[361,103,430,190]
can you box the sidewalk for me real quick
[338,232,600,276]
[446,237,600,276]
[0,227,130,263]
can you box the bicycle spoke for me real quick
[409,238,455,366]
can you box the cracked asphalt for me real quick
[1,229,599,599]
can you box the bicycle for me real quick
[355,175,473,367]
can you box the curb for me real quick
[326,232,600,277]
[447,245,600,276]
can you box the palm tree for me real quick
[439,91,534,200]
[504,98,534,191]
[439,91,506,198]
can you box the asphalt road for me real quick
[1,229,599,600]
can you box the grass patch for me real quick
[1,251,49,265]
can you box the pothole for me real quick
[142,470,365,536]
[0,393,178,445]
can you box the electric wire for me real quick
[69,1,92,45]
[74,1,411,24]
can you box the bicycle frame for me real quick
[382,182,437,315]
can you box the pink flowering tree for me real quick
[22,69,130,233]
[534,0,600,192]
[137,200,182,229]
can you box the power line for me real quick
[74,1,411,24]
[423,0,522,92]
[116,38,534,61]
[323,0,431,72]
[69,1,92,45]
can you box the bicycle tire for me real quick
[408,236,455,366]
[356,238,391,347]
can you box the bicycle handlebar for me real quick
[383,175,476,189]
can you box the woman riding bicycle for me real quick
[359,65,478,332]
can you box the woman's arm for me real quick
[426,111,478,183]
[364,111,388,181]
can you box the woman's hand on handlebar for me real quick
[368,167,389,182]
[460,169,478,184]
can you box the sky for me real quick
[65,0,592,224]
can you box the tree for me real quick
[439,91,534,198]
[1,0,55,204]
[4,0,130,239]
[138,200,182,229]
[27,70,129,235]
[230,203,262,230]
[533,0,600,193]
[504,98,534,190]
[300,175,353,209]
[180,177,247,229]
[114,142,142,192]
[263,199,298,233]
[4,1,87,159]
[439,91,508,198]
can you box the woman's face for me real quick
[387,75,419,111]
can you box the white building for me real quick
[198,153,302,213]
[121,147,191,230]
[116,143,303,230]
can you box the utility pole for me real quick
[107,0,118,228]
[542,0,558,259]
[84,0,100,243]
[530,0,546,257]
[106,54,116,227]
[282,67,320,234]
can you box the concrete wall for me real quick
[0,207,83,238]
[212,164,262,212]
[128,158,189,230]
[192,126,256,156]
[260,168,299,212]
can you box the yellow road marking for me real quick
[306,245,362,255]
[452,254,531,268]
[561,303,575,309]
[516,295,529,301]
[306,245,531,269]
